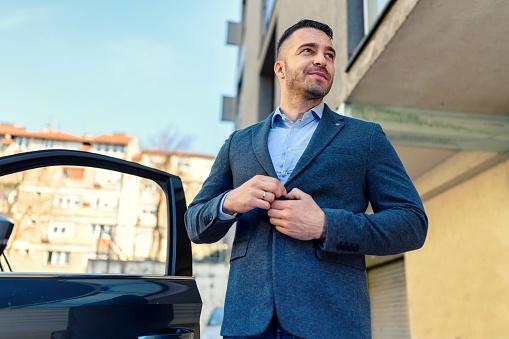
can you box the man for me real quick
[185,19,427,339]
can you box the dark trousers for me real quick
[223,314,304,339]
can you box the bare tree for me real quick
[143,124,194,153]
[0,172,22,220]
[1,168,59,251]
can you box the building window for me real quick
[90,224,114,238]
[16,137,30,147]
[48,222,76,238]
[363,0,391,34]
[141,205,157,216]
[44,139,54,148]
[46,251,70,266]
[54,195,81,208]
[346,0,395,71]
[261,0,275,40]
[95,196,118,210]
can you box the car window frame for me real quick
[0,149,192,276]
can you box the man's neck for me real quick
[279,98,323,122]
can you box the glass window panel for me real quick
[363,0,390,34]
[0,165,168,274]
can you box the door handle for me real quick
[138,328,194,339]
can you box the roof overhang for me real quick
[345,0,509,181]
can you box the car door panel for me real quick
[0,150,201,338]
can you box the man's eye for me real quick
[302,48,312,53]
[326,53,335,59]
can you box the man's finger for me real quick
[284,187,304,200]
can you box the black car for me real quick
[0,149,201,339]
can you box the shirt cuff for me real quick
[218,192,237,220]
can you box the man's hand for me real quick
[223,175,287,215]
[268,188,326,240]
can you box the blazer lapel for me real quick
[285,105,345,187]
[252,113,278,178]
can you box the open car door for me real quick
[0,149,201,339]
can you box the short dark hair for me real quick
[276,19,333,57]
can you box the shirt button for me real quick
[287,148,292,152]
[293,128,298,132]
[282,171,288,176]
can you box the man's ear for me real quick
[274,60,285,79]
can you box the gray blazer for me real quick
[185,105,427,339]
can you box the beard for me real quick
[284,61,333,100]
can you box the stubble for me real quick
[284,60,333,100]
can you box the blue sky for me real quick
[0,1,240,155]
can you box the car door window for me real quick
[0,165,168,274]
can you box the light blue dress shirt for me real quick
[268,103,323,185]
[219,103,324,219]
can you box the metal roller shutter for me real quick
[368,258,410,339]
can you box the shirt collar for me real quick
[271,102,324,128]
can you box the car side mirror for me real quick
[0,215,14,261]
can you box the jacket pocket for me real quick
[315,248,366,271]
[230,240,249,262]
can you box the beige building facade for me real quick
[223,1,509,338]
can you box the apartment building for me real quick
[0,124,144,272]
[223,1,509,338]
[0,123,218,275]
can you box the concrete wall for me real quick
[406,158,509,338]
[236,0,262,129]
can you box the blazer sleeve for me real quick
[184,132,240,244]
[320,124,428,256]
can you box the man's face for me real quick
[278,28,336,100]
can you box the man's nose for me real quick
[313,54,327,67]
